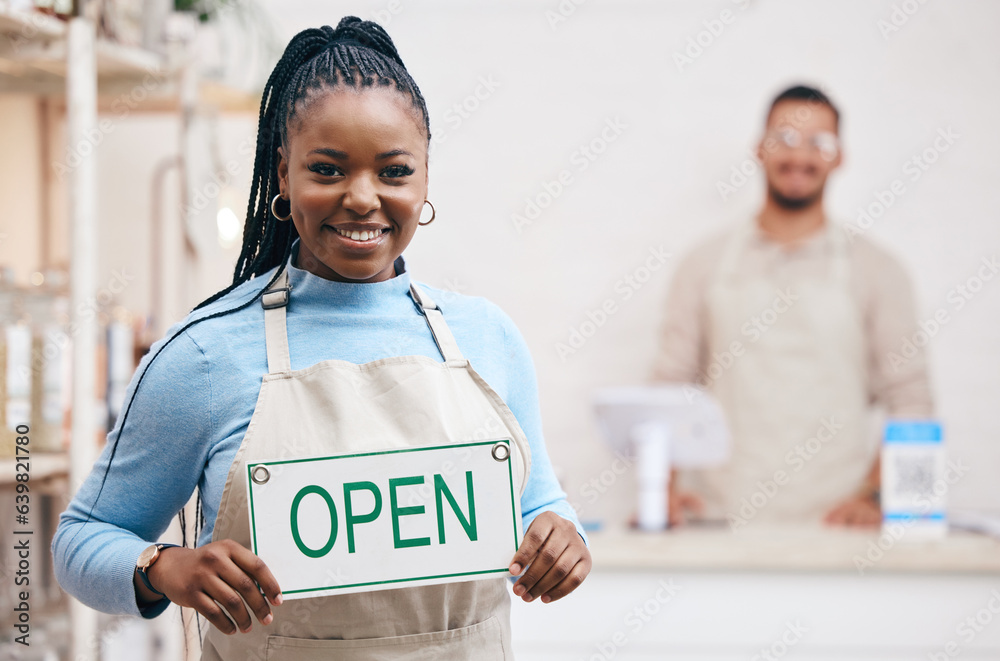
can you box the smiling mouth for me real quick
[779,165,818,176]
[330,227,387,242]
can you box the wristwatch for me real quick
[136,543,180,597]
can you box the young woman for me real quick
[53,17,590,659]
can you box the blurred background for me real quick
[0,0,998,659]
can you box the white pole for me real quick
[67,14,100,661]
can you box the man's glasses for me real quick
[765,128,840,162]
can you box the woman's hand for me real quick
[508,512,591,604]
[137,539,283,634]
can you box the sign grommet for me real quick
[251,465,270,485]
[491,442,510,462]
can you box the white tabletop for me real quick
[587,523,1000,573]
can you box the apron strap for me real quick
[259,269,465,370]
[827,220,851,283]
[712,220,754,283]
[261,267,292,373]
[409,283,467,364]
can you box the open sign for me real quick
[246,439,522,599]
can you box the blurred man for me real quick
[653,85,934,528]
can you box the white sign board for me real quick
[246,439,521,600]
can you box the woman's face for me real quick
[277,87,428,282]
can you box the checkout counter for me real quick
[513,387,1000,660]
[511,523,1000,660]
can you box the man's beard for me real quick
[768,183,822,210]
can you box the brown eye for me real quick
[382,164,415,178]
[309,163,342,177]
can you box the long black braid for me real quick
[70,14,431,621]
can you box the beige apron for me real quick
[201,266,532,660]
[689,220,873,523]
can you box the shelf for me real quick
[0,3,66,94]
[0,3,65,39]
[0,4,260,111]
[0,2,173,96]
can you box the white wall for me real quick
[93,0,1000,520]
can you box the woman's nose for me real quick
[341,174,381,215]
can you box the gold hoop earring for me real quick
[418,199,435,226]
[270,194,292,221]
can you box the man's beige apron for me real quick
[202,267,532,660]
[688,220,873,523]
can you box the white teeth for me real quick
[335,228,382,241]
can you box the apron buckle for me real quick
[409,283,438,312]
[261,287,290,309]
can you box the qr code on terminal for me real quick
[892,453,936,497]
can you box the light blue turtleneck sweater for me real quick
[52,241,584,618]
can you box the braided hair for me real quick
[203,16,431,308]
[73,16,431,617]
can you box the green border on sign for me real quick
[246,439,520,593]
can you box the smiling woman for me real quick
[51,16,590,661]
[277,88,427,282]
